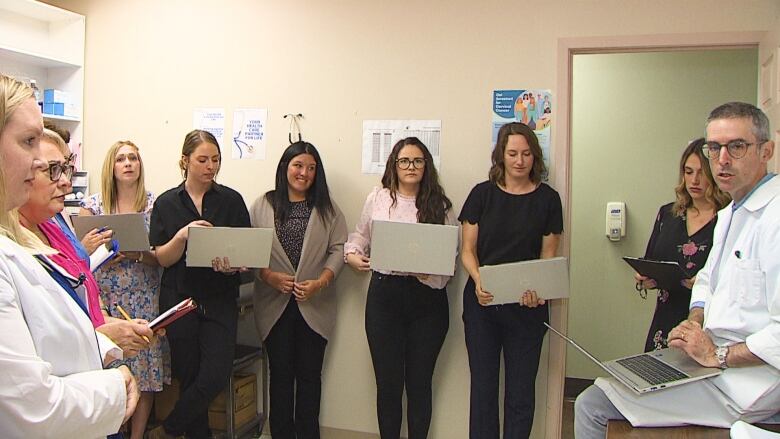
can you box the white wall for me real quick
[42,1,779,437]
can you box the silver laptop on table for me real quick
[545,323,721,394]
[370,220,459,276]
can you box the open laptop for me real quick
[72,213,149,252]
[186,227,273,268]
[544,323,721,394]
[480,257,569,304]
[370,220,459,276]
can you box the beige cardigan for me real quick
[250,195,347,341]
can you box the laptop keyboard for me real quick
[616,355,689,385]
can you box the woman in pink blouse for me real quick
[345,137,457,439]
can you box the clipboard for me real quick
[622,256,690,291]
[149,297,197,330]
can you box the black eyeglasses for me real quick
[701,140,764,160]
[396,158,426,170]
[45,161,75,181]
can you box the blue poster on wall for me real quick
[492,89,553,178]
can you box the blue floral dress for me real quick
[82,191,171,392]
[642,202,716,352]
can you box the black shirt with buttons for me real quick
[149,181,251,301]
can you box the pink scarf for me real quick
[39,220,106,328]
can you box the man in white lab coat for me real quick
[575,102,780,438]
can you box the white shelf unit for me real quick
[0,0,85,165]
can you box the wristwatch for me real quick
[715,345,729,369]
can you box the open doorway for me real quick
[543,32,765,439]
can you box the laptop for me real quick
[72,213,150,252]
[186,227,273,268]
[370,220,459,276]
[480,257,569,304]
[544,322,721,394]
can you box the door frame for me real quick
[546,31,763,439]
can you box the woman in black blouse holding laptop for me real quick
[460,122,563,439]
[149,130,250,439]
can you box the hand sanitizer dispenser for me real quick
[606,202,626,241]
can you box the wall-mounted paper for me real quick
[193,108,226,147]
[362,120,442,175]
[492,90,552,178]
[232,108,267,160]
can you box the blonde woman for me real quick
[0,74,136,438]
[80,140,170,439]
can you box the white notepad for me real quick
[186,227,273,268]
[480,257,570,304]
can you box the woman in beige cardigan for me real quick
[251,141,347,439]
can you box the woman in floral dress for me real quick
[80,140,170,439]
[635,138,730,352]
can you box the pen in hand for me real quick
[115,304,151,343]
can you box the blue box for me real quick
[43,102,65,116]
[44,89,70,104]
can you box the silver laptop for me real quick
[545,323,721,394]
[370,220,459,276]
[72,213,149,252]
[186,227,273,268]
[480,257,569,304]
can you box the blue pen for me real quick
[97,226,107,233]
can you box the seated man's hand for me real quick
[97,318,152,357]
[668,320,718,368]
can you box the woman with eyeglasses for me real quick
[0,73,136,438]
[79,140,170,439]
[16,128,154,356]
[634,138,729,352]
[345,137,456,439]
[149,130,250,439]
[251,141,347,439]
[459,122,562,439]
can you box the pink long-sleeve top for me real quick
[344,187,458,290]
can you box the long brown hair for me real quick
[489,122,546,185]
[179,129,221,179]
[381,137,452,224]
[671,138,730,217]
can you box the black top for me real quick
[149,182,251,300]
[276,200,312,270]
[642,202,716,351]
[459,181,563,265]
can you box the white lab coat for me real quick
[0,234,126,438]
[597,175,780,427]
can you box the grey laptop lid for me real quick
[72,213,149,252]
[480,257,569,304]
[370,220,458,276]
[544,323,721,394]
[186,227,273,268]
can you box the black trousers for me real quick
[162,292,238,438]
[365,273,449,439]
[265,298,328,439]
[462,278,548,439]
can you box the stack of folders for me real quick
[149,297,198,331]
